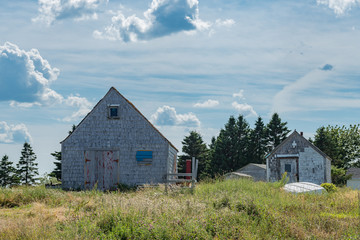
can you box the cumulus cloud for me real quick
[33,0,107,25]
[232,102,257,117]
[150,105,200,127]
[193,99,219,108]
[317,0,360,15]
[0,42,92,122]
[94,0,210,42]
[233,90,245,99]
[0,122,32,144]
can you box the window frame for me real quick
[108,104,120,119]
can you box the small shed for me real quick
[346,167,360,190]
[225,163,266,181]
[61,87,178,190]
[266,130,331,185]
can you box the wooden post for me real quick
[165,174,168,194]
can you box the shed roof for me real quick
[61,87,178,152]
[346,167,360,179]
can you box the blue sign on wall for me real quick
[136,151,153,164]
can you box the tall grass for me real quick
[0,179,359,239]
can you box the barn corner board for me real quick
[61,87,178,190]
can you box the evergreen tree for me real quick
[211,116,238,175]
[17,142,39,185]
[49,151,61,181]
[248,116,268,164]
[235,115,251,167]
[178,131,209,179]
[210,115,251,176]
[68,124,76,134]
[266,113,290,152]
[0,155,17,187]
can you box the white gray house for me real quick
[61,87,178,190]
[266,131,331,185]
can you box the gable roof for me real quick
[347,167,360,179]
[266,130,332,161]
[61,87,178,152]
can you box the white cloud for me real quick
[0,42,61,104]
[317,0,360,15]
[33,0,107,25]
[94,0,210,42]
[232,102,257,117]
[0,42,92,122]
[193,99,219,108]
[62,95,93,122]
[150,105,200,127]
[215,19,235,27]
[0,122,32,144]
[233,90,245,99]
[271,64,360,113]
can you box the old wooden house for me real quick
[266,131,331,185]
[61,87,178,190]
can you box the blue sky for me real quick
[1,0,360,175]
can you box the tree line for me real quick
[0,142,39,187]
[178,113,360,185]
[178,113,290,179]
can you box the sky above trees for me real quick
[1,0,360,175]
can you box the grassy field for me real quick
[0,179,359,239]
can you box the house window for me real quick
[136,151,153,165]
[285,164,291,173]
[108,105,119,119]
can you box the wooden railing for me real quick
[165,157,198,193]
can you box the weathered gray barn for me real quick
[266,131,331,185]
[225,163,266,181]
[61,87,178,190]
[346,167,360,190]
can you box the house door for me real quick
[280,158,298,183]
[84,150,119,190]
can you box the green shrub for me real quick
[321,183,337,193]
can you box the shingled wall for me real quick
[61,88,177,190]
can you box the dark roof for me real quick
[347,168,360,179]
[61,87,178,152]
[266,130,332,161]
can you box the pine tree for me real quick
[178,131,209,179]
[210,115,251,176]
[236,115,251,167]
[266,113,290,152]
[211,116,238,174]
[0,155,17,187]
[49,151,61,181]
[248,116,268,164]
[17,142,39,185]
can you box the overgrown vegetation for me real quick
[0,179,359,239]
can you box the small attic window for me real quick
[108,105,120,119]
